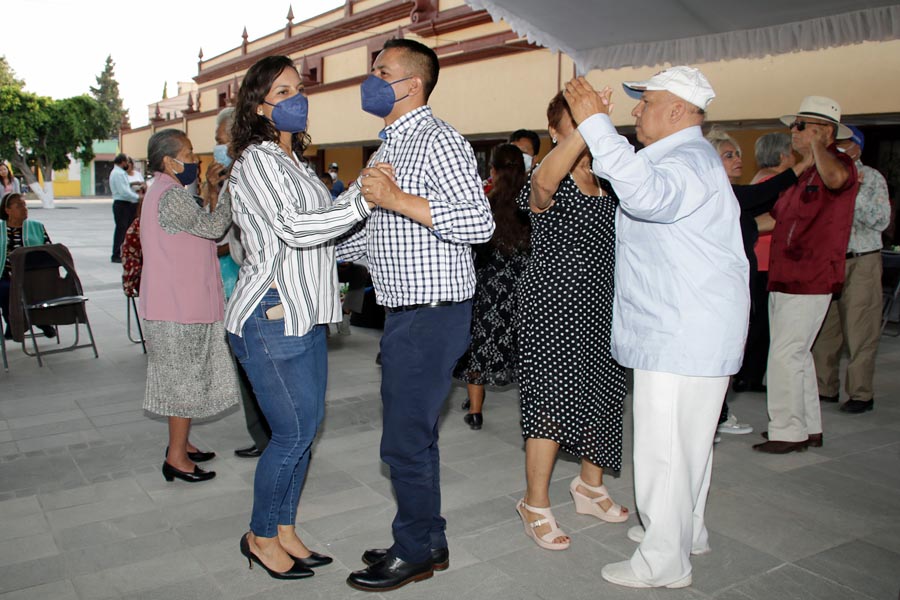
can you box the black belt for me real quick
[385,300,463,313]
[846,250,880,259]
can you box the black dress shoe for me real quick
[819,394,840,403]
[39,326,56,339]
[291,551,333,569]
[347,554,433,592]
[162,461,216,482]
[752,440,808,454]
[165,446,216,463]
[840,399,874,414]
[239,533,314,580]
[461,398,471,410]
[762,431,822,447]
[234,445,263,458]
[362,547,449,571]
[463,413,483,430]
[731,378,750,393]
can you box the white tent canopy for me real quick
[464,0,900,74]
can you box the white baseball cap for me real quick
[623,66,716,110]
[779,96,853,139]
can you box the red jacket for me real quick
[768,146,858,295]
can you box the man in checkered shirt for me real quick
[338,39,495,592]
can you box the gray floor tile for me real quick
[55,510,169,551]
[795,540,900,600]
[0,532,58,567]
[714,563,874,600]
[0,455,86,495]
[0,555,66,595]
[0,579,78,600]
[2,201,900,598]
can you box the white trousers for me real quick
[766,292,831,442]
[630,369,728,586]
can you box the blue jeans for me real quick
[380,301,471,563]
[228,289,327,538]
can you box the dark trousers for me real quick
[236,356,271,450]
[380,301,471,563]
[738,270,770,385]
[0,278,9,333]
[112,200,137,260]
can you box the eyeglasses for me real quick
[789,120,809,131]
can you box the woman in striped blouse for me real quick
[225,55,372,580]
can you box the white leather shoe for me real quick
[626,525,711,555]
[601,560,692,589]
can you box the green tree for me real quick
[0,86,112,207]
[0,56,25,89]
[90,55,127,138]
[162,81,168,99]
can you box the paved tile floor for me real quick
[1,199,898,600]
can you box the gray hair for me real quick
[216,107,235,128]
[754,133,792,169]
[705,126,741,155]
[147,129,186,172]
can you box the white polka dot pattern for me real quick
[516,174,626,470]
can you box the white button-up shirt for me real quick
[579,115,749,377]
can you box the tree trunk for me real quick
[39,182,55,208]
[9,155,51,207]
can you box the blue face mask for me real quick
[172,159,198,186]
[360,75,412,118]
[264,93,308,133]
[213,144,233,169]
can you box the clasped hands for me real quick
[360,162,400,210]
[563,77,614,125]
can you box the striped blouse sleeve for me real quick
[237,148,370,248]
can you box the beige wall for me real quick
[586,40,900,127]
[124,2,900,175]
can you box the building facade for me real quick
[120,0,900,195]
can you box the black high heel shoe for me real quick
[290,551,333,569]
[239,533,314,579]
[161,461,216,482]
[463,413,483,430]
[166,446,216,463]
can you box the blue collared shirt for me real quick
[109,165,139,203]
[579,115,749,377]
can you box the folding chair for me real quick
[882,250,900,336]
[1,327,7,372]
[121,217,146,353]
[9,244,99,367]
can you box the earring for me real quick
[257,108,263,116]
[552,137,558,144]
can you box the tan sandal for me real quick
[569,476,629,523]
[516,499,570,550]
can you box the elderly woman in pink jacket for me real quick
[139,128,239,483]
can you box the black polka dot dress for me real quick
[516,174,626,470]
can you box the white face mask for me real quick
[522,153,533,171]
[329,171,338,180]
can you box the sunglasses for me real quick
[789,120,830,132]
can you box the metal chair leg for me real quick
[127,296,146,353]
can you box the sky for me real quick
[4,0,343,128]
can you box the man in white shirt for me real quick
[563,67,749,589]
[109,153,141,263]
